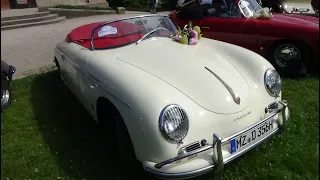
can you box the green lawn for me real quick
[1,70,319,180]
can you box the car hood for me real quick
[259,13,319,27]
[116,38,251,114]
[275,13,319,23]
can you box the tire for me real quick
[1,74,12,112]
[54,58,66,84]
[267,41,310,78]
[98,104,142,179]
[114,112,142,178]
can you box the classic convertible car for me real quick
[53,15,290,179]
[169,0,319,76]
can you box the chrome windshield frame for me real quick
[89,14,171,51]
[237,0,263,18]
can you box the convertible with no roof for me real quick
[53,14,290,179]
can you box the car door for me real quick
[63,49,98,119]
[55,44,78,92]
[76,60,100,119]
[199,2,261,53]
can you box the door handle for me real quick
[61,55,65,60]
[201,26,210,29]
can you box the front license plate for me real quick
[230,119,274,153]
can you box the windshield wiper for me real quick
[136,27,171,45]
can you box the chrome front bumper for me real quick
[145,100,290,179]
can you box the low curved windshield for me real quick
[238,0,263,17]
[90,15,177,50]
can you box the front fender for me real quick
[89,57,205,163]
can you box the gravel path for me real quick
[1,11,171,79]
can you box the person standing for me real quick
[150,0,157,13]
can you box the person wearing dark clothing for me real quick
[150,0,157,13]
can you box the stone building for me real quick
[1,0,108,10]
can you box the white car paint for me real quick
[53,15,290,178]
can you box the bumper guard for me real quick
[146,100,290,179]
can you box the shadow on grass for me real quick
[29,70,161,180]
[29,70,243,180]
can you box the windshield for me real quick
[90,15,177,50]
[238,0,263,17]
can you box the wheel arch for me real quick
[266,38,313,63]
[96,96,122,124]
[95,95,140,159]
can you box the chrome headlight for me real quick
[159,105,189,143]
[264,69,282,97]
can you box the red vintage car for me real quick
[169,0,319,75]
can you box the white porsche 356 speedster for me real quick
[53,14,290,179]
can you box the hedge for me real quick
[108,0,176,11]
[53,4,114,10]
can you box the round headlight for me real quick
[159,105,189,143]
[264,69,282,96]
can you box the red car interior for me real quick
[66,21,146,49]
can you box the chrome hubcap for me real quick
[1,89,10,106]
[274,44,301,68]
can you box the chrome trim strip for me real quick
[151,100,289,178]
[90,14,169,51]
[212,134,223,173]
[145,165,215,179]
[88,74,100,82]
[155,144,214,169]
[146,125,284,179]
[205,67,241,105]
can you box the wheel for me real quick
[98,104,142,178]
[267,41,310,77]
[114,112,142,178]
[1,74,12,111]
[54,58,66,84]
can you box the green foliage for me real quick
[193,26,202,39]
[252,7,273,19]
[180,35,188,44]
[53,4,114,10]
[173,20,202,45]
[108,0,176,11]
[54,0,176,12]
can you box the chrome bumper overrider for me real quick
[145,100,290,179]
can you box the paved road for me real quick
[1,11,171,78]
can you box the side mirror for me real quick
[204,8,217,17]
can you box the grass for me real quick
[1,70,319,180]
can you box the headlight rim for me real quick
[264,68,282,97]
[159,104,189,143]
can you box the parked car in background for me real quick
[1,60,16,112]
[53,14,290,179]
[260,0,319,16]
[169,0,319,76]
